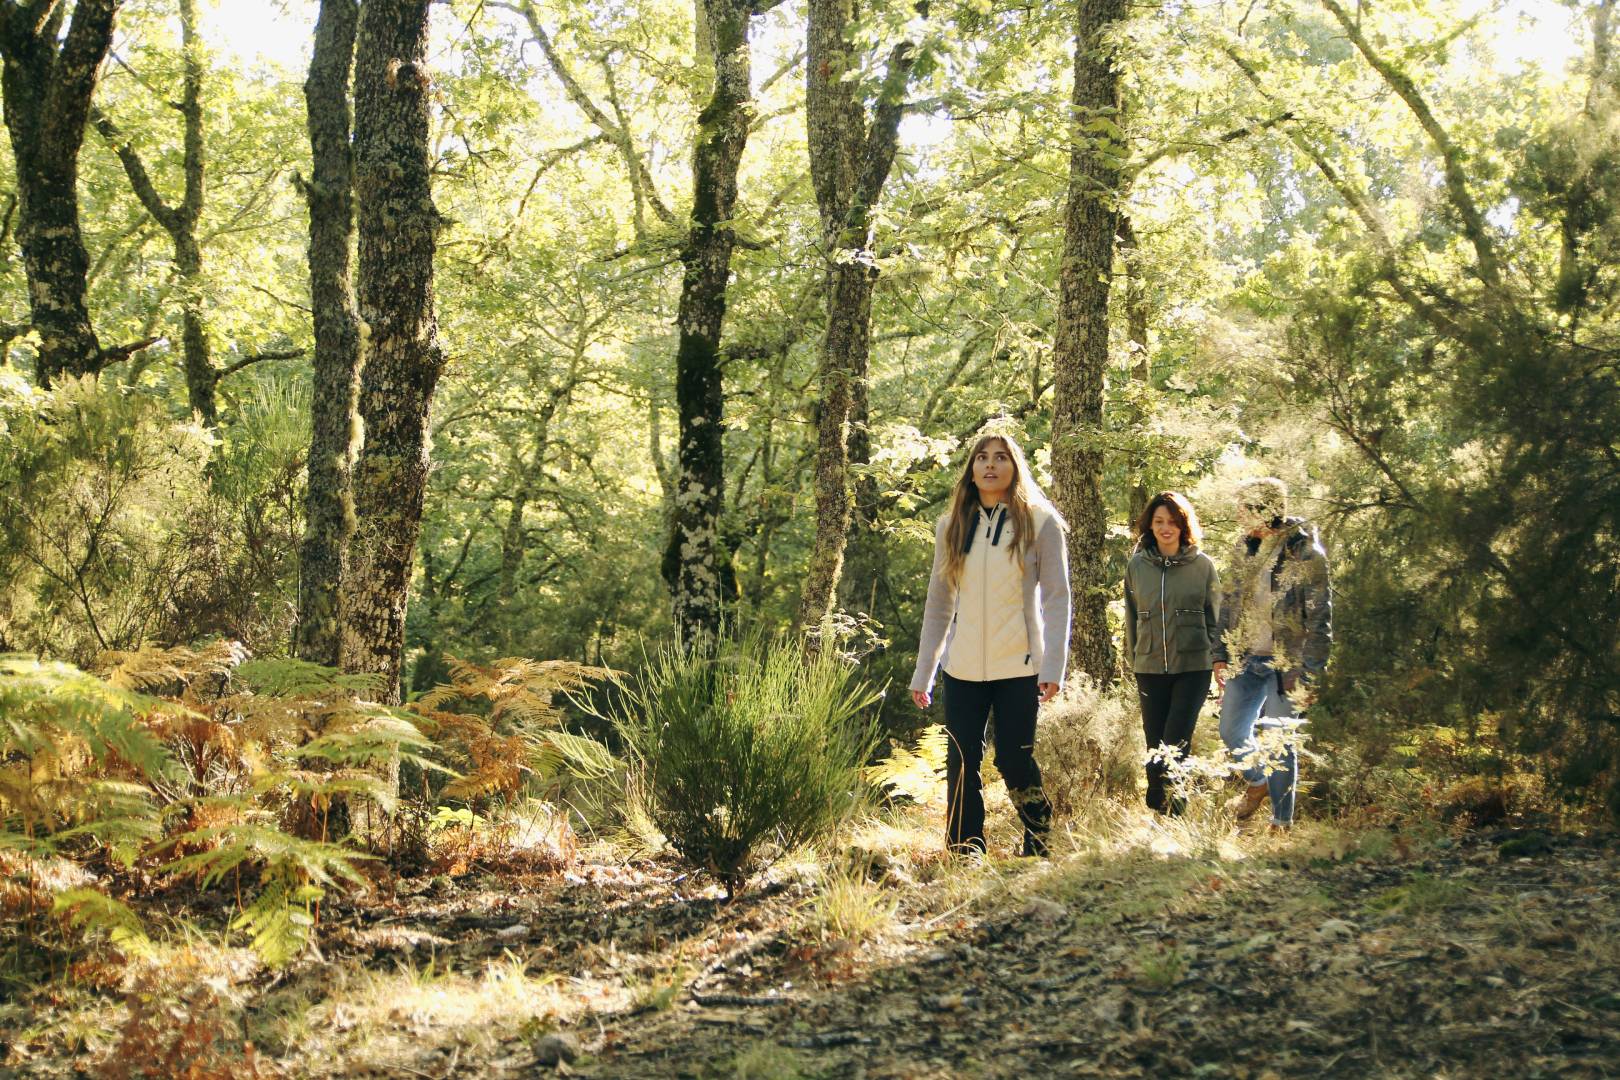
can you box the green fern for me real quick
[864,724,949,805]
[231,879,324,969]
[162,819,374,892]
[295,707,447,778]
[52,887,152,956]
[254,768,399,815]
[161,815,374,966]
[234,657,384,699]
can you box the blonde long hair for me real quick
[942,432,1064,588]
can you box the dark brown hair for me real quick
[1134,491,1203,550]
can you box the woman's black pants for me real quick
[1134,670,1213,813]
[942,672,1052,855]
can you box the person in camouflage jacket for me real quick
[1212,477,1332,826]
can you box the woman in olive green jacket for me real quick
[1123,492,1220,814]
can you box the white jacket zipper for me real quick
[981,508,993,679]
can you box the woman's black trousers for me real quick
[942,673,1052,855]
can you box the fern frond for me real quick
[417,656,615,728]
[231,878,322,968]
[50,780,164,852]
[864,724,949,804]
[0,655,180,784]
[162,821,374,891]
[235,657,383,699]
[254,768,398,814]
[297,711,451,779]
[94,641,247,692]
[53,887,152,955]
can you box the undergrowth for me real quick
[0,644,613,982]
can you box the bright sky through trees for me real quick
[202,0,1586,80]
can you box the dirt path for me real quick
[6,823,1618,1079]
[565,828,1620,1079]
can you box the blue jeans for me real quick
[1218,656,1299,824]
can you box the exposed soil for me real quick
[4,822,1617,1080]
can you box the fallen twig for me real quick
[782,1031,876,1049]
[690,991,796,1007]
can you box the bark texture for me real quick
[663,0,755,645]
[1120,214,1151,516]
[797,0,920,634]
[0,0,118,384]
[92,0,214,421]
[340,0,444,703]
[297,0,363,668]
[1050,0,1127,686]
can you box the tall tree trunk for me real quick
[834,344,879,615]
[297,0,363,668]
[1051,0,1127,686]
[340,0,444,703]
[797,0,920,634]
[1120,214,1151,516]
[0,0,118,385]
[497,393,561,605]
[93,0,214,421]
[663,0,755,645]
[174,0,210,421]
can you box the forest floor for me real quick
[4,799,1619,1080]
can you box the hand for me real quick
[1212,661,1228,689]
[912,689,931,710]
[1037,682,1059,704]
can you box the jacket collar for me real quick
[1137,538,1200,568]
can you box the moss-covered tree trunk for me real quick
[1051,0,1127,686]
[663,0,755,645]
[340,0,444,703]
[1120,214,1151,517]
[296,0,363,668]
[0,0,118,385]
[797,0,920,635]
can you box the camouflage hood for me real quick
[1213,517,1334,674]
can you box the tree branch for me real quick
[1131,110,1295,177]
[498,0,675,226]
[213,347,304,383]
[46,0,117,162]
[91,107,184,237]
[1222,43,1467,339]
[1319,0,1503,288]
[97,336,162,366]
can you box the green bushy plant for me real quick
[0,374,215,664]
[0,372,307,663]
[609,635,883,898]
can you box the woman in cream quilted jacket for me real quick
[910,432,1071,857]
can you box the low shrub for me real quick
[609,635,883,898]
[1034,676,1143,817]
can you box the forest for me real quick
[0,0,1617,1076]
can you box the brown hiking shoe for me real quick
[1234,783,1269,822]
